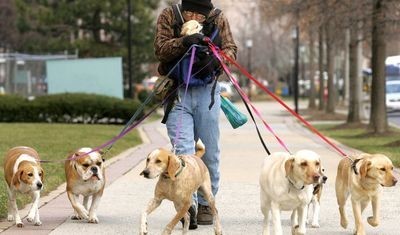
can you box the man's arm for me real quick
[216,12,238,63]
[154,7,188,63]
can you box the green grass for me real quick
[313,124,400,167]
[0,123,142,218]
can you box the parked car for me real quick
[386,80,400,112]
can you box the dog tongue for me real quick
[91,175,100,180]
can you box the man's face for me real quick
[183,11,206,23]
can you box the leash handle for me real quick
[214,44,348,157]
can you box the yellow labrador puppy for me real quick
[336,153,397,235]
[260,150,322,235]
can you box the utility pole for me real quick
[127,0,133,98]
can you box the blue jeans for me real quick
[166,82,221,206]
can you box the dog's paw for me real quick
[293,225,306,235]
[88,215,99,224]
[71,214,87,220]
[367,216,379,227]
[16,222,24,228]
[311,223,320,228]
[34,220,42,226]
[7,214,14,222]
[161,227,172,235]
[340,218,348,229]
[353,230,366,235]
[139,221,148,235]
[26,215,34,223]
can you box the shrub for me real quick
[0,93,144,124]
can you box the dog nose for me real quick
[141,170,150,178]
[37,182,42,189]
[91,166,98,173]
[393,178,398,185]
[323,176,328,182]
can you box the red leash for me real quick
[210,42,347,157]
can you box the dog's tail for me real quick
[195,139,206,158]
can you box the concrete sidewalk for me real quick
[1,101,399,234]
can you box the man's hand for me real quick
[182,33,206,47]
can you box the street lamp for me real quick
[246,39,253,99]
[292,26,299,114]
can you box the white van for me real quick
[386,80,400,112]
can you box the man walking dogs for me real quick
[154,0,237,230]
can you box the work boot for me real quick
[180,205,198,230]
[197,204,213,225]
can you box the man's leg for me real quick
[166,87,198,229]
[193,83,221,225]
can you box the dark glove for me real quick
[182,33,206,47]
[193,55,221,78]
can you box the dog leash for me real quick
[208,42,291,154]
[212,43,348,158]
[172,46,197,154]
[39,102,162,163]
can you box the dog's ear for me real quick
[360,159,371,179]
[12,170,23,189]
[39,167,45,182]
[285,158,295,177]
[167,154,180,181]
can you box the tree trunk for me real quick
[369,0,388,133]
[308,30,316,109]
[318,25,325,110]
[347,23,363,123]
[326,20,336,114]
[343,29,350,105]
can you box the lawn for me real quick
[0,123,141,218]
[313,124,400,167]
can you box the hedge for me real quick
[0,93,145,124]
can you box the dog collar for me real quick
[174,157,186,178]
[287,176,304,190]
[352,158,361,175]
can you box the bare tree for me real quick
[347,22,364,123]
[318,25,325,110]
[369,0,388,133]
[308,30,316,109]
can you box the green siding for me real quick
[46,57,123,98]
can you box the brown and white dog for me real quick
[3,146,44,227]
[336,153,398,235]
[259,150,322,235]
[65,147,105,223]
[139,140,222,235]
[306,167,327,228]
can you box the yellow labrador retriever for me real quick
[260,150,322,235]
[336,153,397,235]
[139,140,222,235]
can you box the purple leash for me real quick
[173,46,197,153]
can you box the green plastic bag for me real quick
[220,95,248,129]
